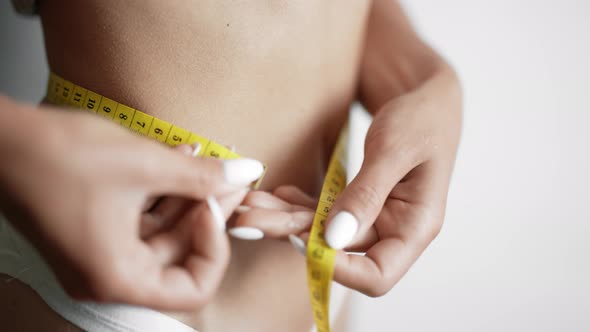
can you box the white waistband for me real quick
[0,214,196,332]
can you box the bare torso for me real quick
[1,1,371,330]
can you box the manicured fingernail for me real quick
[325,211,358,250]
[191,143,202,157]
[223,158,264,186]
[289,234,306,257]
[228,227,264,240]
[206,196,226,231]
[234,205,251,214]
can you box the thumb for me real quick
[147,144,265,199]
[324,153,406,250]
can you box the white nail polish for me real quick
[325,211,358,250]
[223,158,264,186]
[228,227,264,240]
[234,205,251,214]
[289,234,307,257]
[206,196,226,231]
[191,143,202,157]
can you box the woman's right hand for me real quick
[0,96,264,310]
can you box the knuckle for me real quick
[362,276,393,298]
[357,263,396,298]
[365,124,397,156]
[416,207,445,243]
[193,158,223,189]
[363,285,388,298]
[351,183,382,212]
[428,218,444,241]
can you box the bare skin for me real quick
[0,0,461,331]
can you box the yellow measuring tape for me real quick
[45,72,267,188]
[46,71,344,331]
[307,123,347,332]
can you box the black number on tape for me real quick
[154,128,163,135]
[87,98,96,109]
[119,113,128,120]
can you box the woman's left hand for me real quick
[232,77,460,296]
[231,0,463,297]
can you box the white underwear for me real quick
[0,215,196,332]
[0,214,350,332]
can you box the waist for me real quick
[39,1,365,195]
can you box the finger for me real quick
[140,144,194,213]
[229,189,315,240]
[139,197,192,238]
[241,190,312,212]
[288,225,379,255]
[140,144,201,237]
[134,190,247,309]
[230,208,314,240]
[331,235,421,297]
[331,162,445,296]
[285,231,410,298]
[242,190,295,210]
[324,150,415,250]
[272,185,317,208]
[143,143,265,199]
[146,189,246,266]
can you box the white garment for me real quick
[0,215,196,332]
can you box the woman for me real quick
[0,0,462,330]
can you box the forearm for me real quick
[359,0,461,112]
[0,96,53,210]
[0,96,36,175]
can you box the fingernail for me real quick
[223,158,264,186]
[206,196,226,231]
[191,143,202,157]
[325,211,358,250]
[234,205,251,214]
[289,234,306,257]
[228,227,264,240]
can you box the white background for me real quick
[1,1,589,331]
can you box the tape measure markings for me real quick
[47,72,249,171]
[47,71,337,329]
[306,123,348,332]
